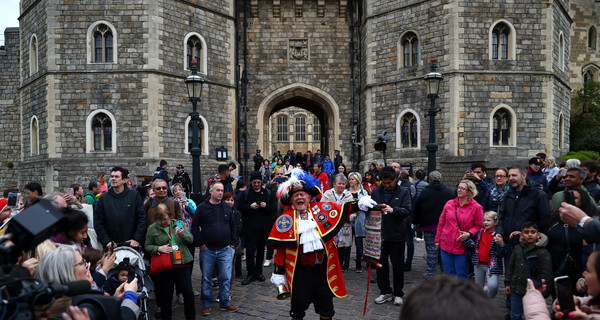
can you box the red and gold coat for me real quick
[267,201,354,298]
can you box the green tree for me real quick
[571,81,600,152]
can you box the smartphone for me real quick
[466,168,472,173]
[180,193,186,201]
[560,169,567,176]
[567,190,575,205]
[555,275,575,316]
[527,255,542,288]
[177,220,183,229]
[7,192,18,207]
[275,177,286,183]
[67,188,74,196]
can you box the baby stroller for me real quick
[106,246,154,320]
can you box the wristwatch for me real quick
[578,216,591,231]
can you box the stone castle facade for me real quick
[0,0,595,192]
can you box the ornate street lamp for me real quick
[186,62,205,202]
[423,59,443,174]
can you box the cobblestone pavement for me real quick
[151,240,508,319]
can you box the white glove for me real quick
[358,196,377,211]
[270,273,288,286]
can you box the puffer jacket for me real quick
[505,233,552,296]
[464,228,507,275]
[435,197,483,255]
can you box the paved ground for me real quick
[148,240,508,319]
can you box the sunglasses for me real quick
[155,187,168,190]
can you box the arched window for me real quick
[92,113,112,151]
[187,120,204,153]
[489,21,516,60]
[396,110,420,149]
[183,33,207,73]
[584,70,595,83]
[87,21,117,64]
[295,116,306,141]
[86,110,117,153]
[589,26,597,50]
[491,107,515,146]
[30,35,38,75]
[559,32,565,71]
[313,117,321,141]
[277,116,288,142]
[400,32,419,68]
[184,115,209,155]
[30,116,39,155]
[558,113,564,150]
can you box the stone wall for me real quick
[569,0,600,89]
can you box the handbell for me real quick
[277,283,290,300]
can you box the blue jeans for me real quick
[509,292,524,320]
[199,246,233,308]
[440,249,469,280]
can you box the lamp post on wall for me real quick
[186,62,205,203]
[423,59,443,174]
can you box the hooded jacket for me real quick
[497,181,550,241]
[370,183,412,242]
[505,233,552,296]
[435,197,483,255]
[94,187,147,246]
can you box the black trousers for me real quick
[245,228,267,277]
[155,266,195,320]
[290,264,334,319]
[376,241,405,297]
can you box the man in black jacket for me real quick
[370,166,412,306]
[238,171,276,285]
[413,171,454,279]
[173,164,192,198]
[192,181,238,315]
[94,166,147,249]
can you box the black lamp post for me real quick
[186,62,205,203]
[423,59,443,174]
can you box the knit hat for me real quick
[116,257,132,272]
[277,169,322,206]
[250,171,262,182]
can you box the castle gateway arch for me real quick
[256,83,341,158]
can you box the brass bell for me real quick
[277,283,290,300]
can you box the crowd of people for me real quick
[3,150,600,319]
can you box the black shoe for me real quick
[404,264,412,272]
[241,275,256,285]
[370,278,377,283]
[257,274,266,282]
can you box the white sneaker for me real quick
[177,293,184,304]
[374,293,393,304]
[393,296,404,305]
[263,259,272,267]
[415,237,424,242]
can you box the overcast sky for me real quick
[0,1,20,46]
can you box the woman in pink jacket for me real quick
[435,179,483,280]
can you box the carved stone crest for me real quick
[289,39,308,62]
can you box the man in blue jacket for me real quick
[370,166,412,306]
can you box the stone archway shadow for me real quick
[256,83,341,156]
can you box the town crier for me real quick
[267,169,376,320]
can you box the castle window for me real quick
[313,117,321,141]
[584,70,595,83]
[401,32,419,67]
[277,116,288,142]
[86,109,117,153]
[490,106,516,146]
[559,32,566,71]
[184,115,209,155]
[589,26,597,50]
[92,113,112,151]
[87,21,117,64]
[30,35,38,75]
[183,33,207,73]
[489,21,516,60]
[395,109,420,149]
[30,116,39,156]
[295,116,306,141]
[93,24,113,63]
[559,112,564,150]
